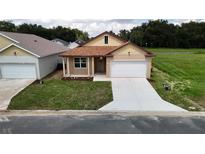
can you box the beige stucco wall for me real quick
[84,34,124,46]
[0,35,13,49]
[112,44,146,60]
[106,57,113,77]
[69,57,93,75]
[0,46,34,57]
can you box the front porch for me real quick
[62,56,107,79]
[93,74,111,81]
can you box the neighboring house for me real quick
[68,39,85,49]
[75,39,85,45]
[51,38,70,48]
[0,31,67,79]
[60,31,154,79]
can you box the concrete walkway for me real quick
[100,78,186,112]
[0,79,34,110]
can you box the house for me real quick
[75,39,85,45]
[0,31,68,79]
[60,31,154,79]
[69,39,85,49]
[51,38,70,48]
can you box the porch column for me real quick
[87,57,90,76]
[92,57,94,76]
[62,57,66,77]
[66,57,70,76]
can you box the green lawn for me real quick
[146,48,205,54]
[147,48,205,111]
[8,79,113,110]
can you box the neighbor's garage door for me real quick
[0,64,36,79]
[111,61,147,78]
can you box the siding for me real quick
[38,54,59,79]
[0,35,13,49]
[0,46,34,57]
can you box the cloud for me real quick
[10,19,205,37]
[10,19,148,37]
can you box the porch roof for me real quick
[60,46,118,57]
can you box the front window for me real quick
[74,57,87,68]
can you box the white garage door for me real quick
[0,64,36,79]
[111,61,147,78]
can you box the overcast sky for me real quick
[11,19,204,37]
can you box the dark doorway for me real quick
[94,57,106,74]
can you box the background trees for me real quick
[0,21,89,42]
[118,20,205,48]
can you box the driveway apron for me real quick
[100,78,186,111]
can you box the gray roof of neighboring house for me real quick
[51,38,70,46]
[0,31,68,57]
[75,39,85,45]
[69,42,79,49]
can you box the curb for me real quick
[1,110,205,117]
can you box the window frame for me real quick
[74,57,87,69]
[104,35,108,44]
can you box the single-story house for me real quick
[60,31,154,79]
[0,31,67,79]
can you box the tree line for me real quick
[0,20,89,42]
[118,20,205,48]
[1,20,205,48]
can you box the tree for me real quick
[0,20,16,32]
[0,20,89,42]
[118,30,130,41]
[118,19,205,48]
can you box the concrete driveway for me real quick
[0,79,34,110]
[100,78,186,112]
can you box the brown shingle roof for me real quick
[60,41,154,57]
[0,31,68,57]
[60,46,119,57]
[106,41,155,57]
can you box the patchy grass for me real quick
[8,79,113,110]
[149,49,205,111]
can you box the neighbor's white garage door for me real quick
[0,64,36,79]
[111,61,147,78]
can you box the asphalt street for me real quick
[0,114,205,134]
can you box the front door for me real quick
[95,57,106,73]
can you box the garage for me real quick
[111,61,147,78]
[0,64,36,79]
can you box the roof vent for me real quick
[34,40,38,42]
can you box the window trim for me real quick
[74,57,87,69]
[104,35,108,44]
